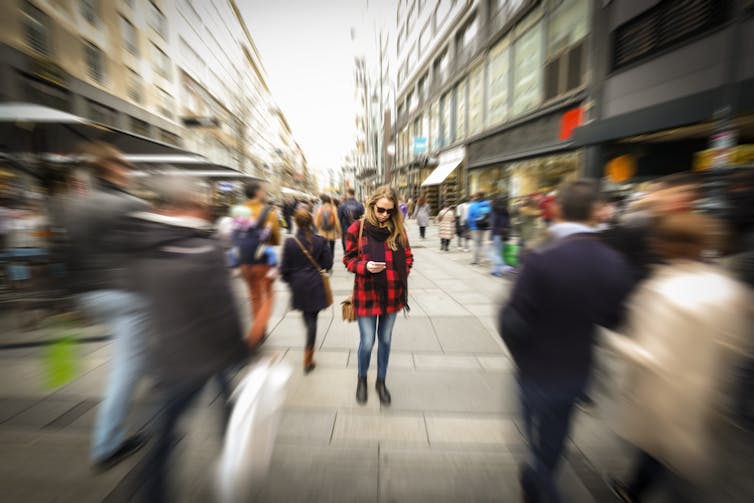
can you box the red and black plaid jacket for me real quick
[343,220,413,317]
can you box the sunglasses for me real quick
[375,206,394,215]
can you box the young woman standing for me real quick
[280,209,334,373]
[343,186,413,405]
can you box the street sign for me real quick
[413,136,427,155]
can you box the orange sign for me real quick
[605,155,637,183]
[559,106,584,141]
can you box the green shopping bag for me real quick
[42,316,80,389]
[503,243,520,267]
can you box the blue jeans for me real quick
[489,235,505,274]
[357,313,397,380]
[518,379,581,503]
[79,290,150,463]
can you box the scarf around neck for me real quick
[364,221,409,312]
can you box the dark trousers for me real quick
[518,380,580,503]
[441,238,450,251]
[285,215,292,233]
[139,379,207,502]
[419,226,426,239]
[327,240,335,262]
[302,310,318,350]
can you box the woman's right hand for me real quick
[366,261,386,274]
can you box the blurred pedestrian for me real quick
[456,197,470,251]
[489,196,511,276]
[399,200,408,218]
[314,194,341,262]
[344,185,413,405]
[413,196,431,239]
[57,141,151,470]
[282,196,296,234]
[517,198,542,250]
[64,143,152,466]
[280,209,334,374]
[406,197,415,219]
[499,180,633,503]
[240,182,281,346]
[338,188,365,252]
[607,213,752,503]
[436,203,455,251]
[114,176,249,502]
[467,192,491,265]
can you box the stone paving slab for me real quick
[331,411,428,445]
[255,444,379,503]
[284,367,380,412]
[424,415,523,447]
[319,319,361,350]
[276,409,336,445]
[410,289,472,317]
[378,448,519,503]
[282,349,350,369]
[346,351,415,370]
[389,317,442,352]
[431,316,504,353]
[476,355,514,372]
[412,354,482,371]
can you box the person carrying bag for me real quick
[279,209,334,373]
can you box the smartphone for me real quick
[372,261,386,266]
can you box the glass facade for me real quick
[486,36,510,126]
[512,17,543,116]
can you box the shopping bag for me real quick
[42,315,80,389]
[215,358,292,503]
[503,242,520,267]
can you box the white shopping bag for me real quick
[215,357,292,503]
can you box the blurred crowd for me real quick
[0,138,752,502]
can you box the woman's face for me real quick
[374,197,395,224]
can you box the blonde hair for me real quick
[365,185,404,250]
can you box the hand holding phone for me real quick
[367,261,387,273]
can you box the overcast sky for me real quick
[240,0,369,187]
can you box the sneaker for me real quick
[92,433,149,472]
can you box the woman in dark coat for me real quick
[280,209,334,373]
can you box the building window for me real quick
[455,78,467,141]
[612,0,728,70]
[397,27,404,56]
[440,91,452,146]
[457,15,478,52]
[80,0,98,26]
[545,0,588,100]
[83,40,104,83]
[486,36,510,126]
[130,116,151,137]
[418,72,428,102]
[149,1,168,39]
[418,22,431,57]
[437,0,451,26]
[433,49,449,86]
[468,63,484,135]
[127,68,142,103]
[22,1,50,56]
[121,16,138,55]
[512,16,543,116]
[406,4,415,33]
[408,89,418,114]
[156,87,174,120]
[430,98,440,151]
[153,43,171,79]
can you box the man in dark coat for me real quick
[112,176,249,502]
[499,180,633,503]
[338,188,364,251]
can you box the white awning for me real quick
[421,146,465,186]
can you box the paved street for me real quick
[2,222,742,502]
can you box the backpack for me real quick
[232,206,273,265]
[341,199,361,229]
[476,211,490,230]
[320,207,335,231]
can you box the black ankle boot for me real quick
[356,377,367,404]
[375,379,391,405]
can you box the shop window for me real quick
[84,40,104,83]
[486,36,510,126]
[121,16,138,56]
[512,16,543,117]
[455,78,467,141]
[612,0,730,70]
[23,75,70,112]
[86,100,116,126]
[468,63,484,135]
[22,1,50,56]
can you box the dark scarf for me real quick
[365,221,410,312]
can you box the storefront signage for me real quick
[413,136,427,154]
[558,106,584,141]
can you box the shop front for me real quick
[466,101,586,199]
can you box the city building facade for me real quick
[392,0,592,211]
[0,0,311,197]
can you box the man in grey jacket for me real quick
[58,142,151,470]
